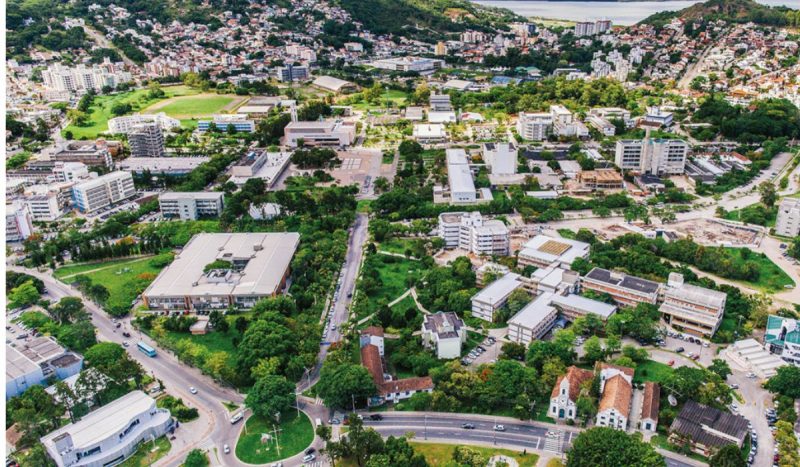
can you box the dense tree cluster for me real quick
[567,427,665,467]
[693,95,800,143]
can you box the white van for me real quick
[230,412,244,424]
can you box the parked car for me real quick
[224,444,230,454]
[190,387,197,394]
[305,448,316,455]
[675,347,685,353]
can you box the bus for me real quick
[137,341,157,357]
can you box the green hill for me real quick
[641,0,797,27]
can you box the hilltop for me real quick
[640,0,796,27]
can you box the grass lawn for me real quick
[379,238,418,256]
[651,434,708,463]
[120,436,171,467]
[64,86,198,139]
[382,152,395,164]
[54,256,154,279]
[144,94,237,118]
[357,200,372,213]
[722,203,776,227]
[633,360,675,384]
[410,442,539,467]
[723,248,794,292]
[557,229,577,239]
[348,90,410,111]
[359,254,423,317]
[235,411,314,464]
[55,253,171,315]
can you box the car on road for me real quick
[190,387,197,394]
[369,414,383,420]
[329,418,340,425]
[122,331,131,338]
[231,413,244,424]
[303,454,316,463]
[746,372,757,379]
[493,425,505,431]
[461,423,475,429]
[675,347,684,353]
[224,444,230,454]
[729,384,739,389]
[305,448,316,455]
[122,341,129,347]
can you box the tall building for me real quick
[483,142,517,175]
[108,113,180,134]
[615,138,688,175]
[516,112,552,141]
[274,64,309,82]
[659,273,727,337]
[6,202,34,242]
[71,171,136,213]
[434,41,447,56]
[159,192,224,220]
[128,123,165,157]
[776,198,800,238]
[437,211,510,256]
[41,391,173,467]
[41,62,132,94]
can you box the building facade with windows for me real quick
[776,198,800,238]
[549,366,594,420]
[582,267,662,308]
[471,273,523,322]
[158,192,224,220]
[659,273,727,337]
[71,172,136,213]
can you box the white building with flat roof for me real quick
[71,171,136,213]
[118,156,210,175]
[446,149,477,204]
[776,198,800,238]
[726,339,786,379]
[437,211,509,256]
[483,142,517,175]
[422,312,467,359]
[143,233,300,312]
[413,124,447,144]
[6,202,34,242]
[41,390,173,467]
[283,120,356,147]
[615,138,688,176]
[108,113,180,134]
[6,334,83,398]
[25,193,65,222]
[372,57,444,73]
[659,273,726,338]
[158,192,224,220]
[471,272,523,322]
[517,112,552,141]
[517,235,590,269]
[508,292,559,345]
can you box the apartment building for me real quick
[274,64,309,82]
[471,272,523,322]
[142,233,299,312]
[25,193,64,222]
[582,267,662,307]
[659,273,727,337]
[421,312,466,359]
[52,162,89,182]
[483,142,517,175]
[71,171,136,213]
[775,197,800,237]
[615,138,689,176]
[108,113,180,134]
[128,123,165,157]
[283,120,356,147]
[158,192,224,220]
[198,115,256,133]
[41,391,173,467]
[41,62,132,94]
[437,211,509,256]
[516,112,552,141]
[6,203,34,242]
[508,291,558,345]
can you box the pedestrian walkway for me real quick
[543,431,563,453]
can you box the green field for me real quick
[724,248,794,292]
[146,94,238,118]
[63,86,198,139]
[54,256,154,279]
[409,442,539,467]
[347,90,410,111]
[633,360,675,385]
[120,436,171,467]
[378,238,418,256]
[358,254,423,317]
[55,254,172,315]
[235,411,314,464]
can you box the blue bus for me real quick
[137,341,157,357]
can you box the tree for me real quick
[83,342,144,391]
[9,280,40,308]
[50,297,86,324]
[452,446,488,467]
[110,102,132,116]
[340,416,385,467]
[209,310,229,333]
[709,444,746,467]
[58,322,97,352]
[245,375,296,419]
[765,365,800,399]
[758,181,777,207]
[316,362,377,409]
[501,342,526,361]
[235,316,249,334]
[708,359,732,380]
[567,427,665,467]
[67,109,89,126]
[583,336,605,365]
[184,449,209,467]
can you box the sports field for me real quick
[142,93,244,118]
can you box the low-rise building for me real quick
[577,169,624,191]
[659,273,726,337]
[517,235,590,269]
[549,294,617,322]
[41,390,174,467]
[421,312,466,359]
[158,192,224,220]
[640,382,660,432]
[360,326,385,356]
[198,115,255,133]
[248,203,281,220]
[312,75,357,93]
[52,162,89,182]
[51,141,114,169]
[445,149,477,204]
[507,292,558,345]
[283,120,356,147]
[25,193,65,222]
[275,64,309,82]
[6,336,83,398]
[764,315,800,367]
[726,338,786,379]
[6,202,34,242]
[549,366,594,421]
[71,171,136,213]
[471,273,523,322]
[476,262,511,287]
[668,401,749,457]
[430,93,452,111]
[776,198,800,238]
[142,233,299,312]
[437,211,509,256]
[413,124,447,144]
[582,268,662,308]
[361,342,433,405]
[595,363,634,431]
[483,142,517,175]
[108,113,180,134]
[117,157,210,175]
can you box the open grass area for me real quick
[64,86,198,139]
[557,229,577,240]
[409,442,539,467]
[235,411,314,464]
[357,199,372,213]
[164,328,237,359]
[347,90,410,111]
[358,253,423,318]
[724,248,794,292]
[144,94,238,118]
[722,202,776,227]
[651,434,709,463]
[120,436,171,467]
[55,253,171,315]
[379,238,418,256]
[54,256,154,279]
[633,359,675,384]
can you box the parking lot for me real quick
[463,335,498,367]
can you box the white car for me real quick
[224,444,230,454]
[190,387,197,394]
[493,424,505,431]
[303,454,316,463]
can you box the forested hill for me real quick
[334,0,522,38]
[640,0,799,27]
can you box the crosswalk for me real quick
[314,397,324,405]
[543,431,563,453]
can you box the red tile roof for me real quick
[550,366,594,401]
[641,382,661,421]
[362,326,384,338]
[379,377,434,395]
[360,344,385,386]
[599,374,633,418]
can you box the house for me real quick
[595,363,634,430]
[549,366,594,420]
[669,401,749,456]
[421,312,466,359]
[360,343,433,405]
[360,326,385,356]
[640,382,660,432]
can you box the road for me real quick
[362,412,698,467]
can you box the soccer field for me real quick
[142,93,244,118]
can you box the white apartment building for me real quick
[158,192,224,220]
[471,272,523,322]
[615,138,689,175]
[283,120,356,147]
[659,273,727,337]
[25,193,65,222]
[516,112,552,141]
[775,198,800,237]
[41,391,173,467]
[6,203,34,242]
[108,113,180,134]
[437,211,509,256]
[446,149,477,204]
[71,171,136,213]
[483,142,517,175]
[421,312,467,359]
[42,62,132,94]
